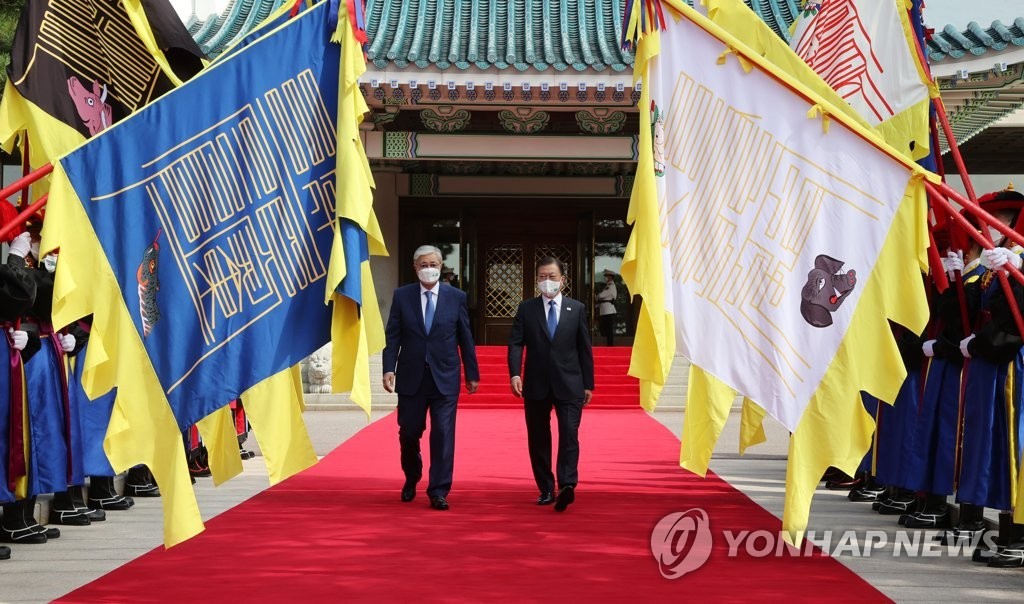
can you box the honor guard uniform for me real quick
[0,231,38,556]
[952,189,1024,566]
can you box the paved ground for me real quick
[1,407,1022,603]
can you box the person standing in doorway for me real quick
[383,245,479,510]
[596,270,618,346]
[508,256,594,512]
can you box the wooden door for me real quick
[476,210,577,344]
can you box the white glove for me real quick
[922,339,936,358]
[59,333,75,352]
[941,251,964,278]
[8,328,27,351]
[960,334,976,359]
[8,232,31,258]
[980,247,1023,271]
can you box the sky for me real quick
[169,0,231,19]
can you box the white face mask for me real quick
[42,254,57,274]
[417,267,440,284]
[538,279,561,298]
[30,241,39,259]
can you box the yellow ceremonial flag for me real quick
[628,0,934,543]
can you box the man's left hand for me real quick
[466,380,479,394]
[583,389,592,406]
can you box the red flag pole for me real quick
[936,181,1024,251]
[928,185,1024,339]
[0,163,53,206]
[0,194,48,242]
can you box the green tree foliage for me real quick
[0,1,25,98]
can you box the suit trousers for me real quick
[397,369,457,498]
[524,395,583,493]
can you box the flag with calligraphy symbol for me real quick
[789,0,935,161]
[623,0,935,544]
[0,0,206,170]
[41,1,382,546]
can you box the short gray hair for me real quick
[413,245,443,263]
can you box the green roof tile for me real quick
[365,0,635,72]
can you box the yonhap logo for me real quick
[650,509,713,579]
[650,508,995,577]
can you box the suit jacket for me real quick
[383,282,479,397]
[508,295,594,402]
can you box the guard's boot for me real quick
[124,466,160,497]
[87,476,133,511]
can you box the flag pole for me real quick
[927,185,1024,339]
[0,194,49,241]
[0,163,53,206]
[936,181,1024,251]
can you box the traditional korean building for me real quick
[187,0,1024,345]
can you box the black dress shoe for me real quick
[88,495,133,511]
[401,482,416,503]
[84,508,106,522]
[904,509,951,529]
[36,526,61,539]
[537,492,555,505]
[48,509,91,526]
[876,496,915,515]
[848,483,886,502]
[825,475,864,490]
[988,543,1024,568]
[429,496,449,511]
[554,486,575,512]
[0,545,9,560]
[125,482,161,497]
[0,525,47,544]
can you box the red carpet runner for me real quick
[58,409,886,602]
[463,345,639,408]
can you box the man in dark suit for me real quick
[383,245,479,510]
[509,256,594,512]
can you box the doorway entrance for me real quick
[397,197,633,345]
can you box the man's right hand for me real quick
[383,372,396,393]
[510,376,523,398]
[8,232,31,258]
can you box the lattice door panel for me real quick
[484,244,524,318]
[534,244,573,297]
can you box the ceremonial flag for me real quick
[789,0,935,159]
[0,0,206,167]
[326,0,386,416]
[42,1,353,546]
[624,0,934,542]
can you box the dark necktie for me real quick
[424,291,435,332]
[547,299,557,338]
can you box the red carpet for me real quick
[463,345,639,408]
[58,409,887,602]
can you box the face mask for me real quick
[30,241,39,259]
[538,279,561,298]
[42,254,57,274]
[418,267,440,284]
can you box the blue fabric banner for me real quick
[60,3,340,431]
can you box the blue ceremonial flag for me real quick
[44,0,384,545]
[58,2,338,431]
